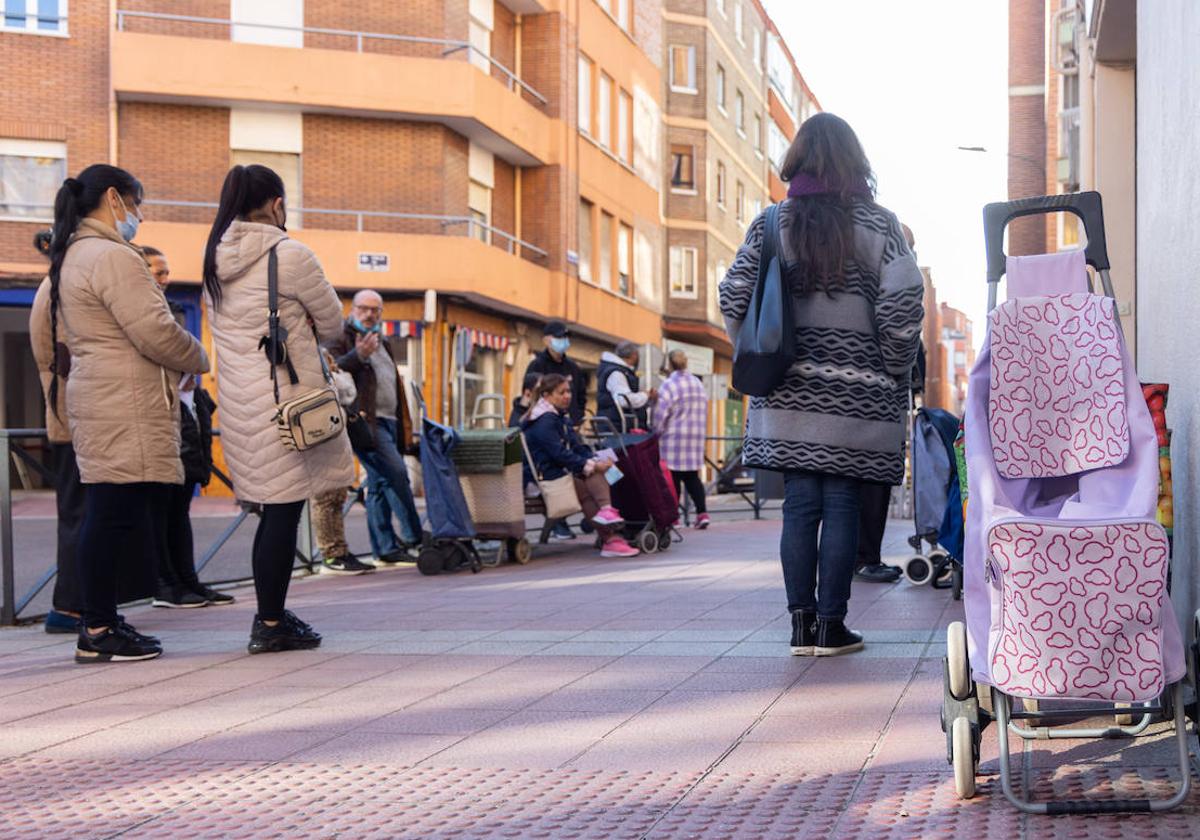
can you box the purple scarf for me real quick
[786,171,873,200]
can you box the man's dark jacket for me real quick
[327,321,415,452]
[180,387,216,487]
[524,349,588,426]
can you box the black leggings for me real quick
[252,501,305,621]
[159,482,201,590]
[671,470,707,515]
[80,482,169,628]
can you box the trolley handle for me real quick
[983,191,1110,283]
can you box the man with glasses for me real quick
[328,290,423,563]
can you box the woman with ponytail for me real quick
[49,164,210,663]
[203,164,352,654]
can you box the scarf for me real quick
[786,171,873,200]
[528,397,559,422]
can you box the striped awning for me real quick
[458,327,510,351]
[381,320,422,338]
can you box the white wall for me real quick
[1136,0,1200,637]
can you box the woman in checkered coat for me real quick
[653,350,711,529]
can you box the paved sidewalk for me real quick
[1,518,1197,838]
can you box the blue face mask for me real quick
[114,194,140,243]
[550,337,570,354]
[351,317,381,335]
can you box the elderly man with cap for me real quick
[523,320,588,426]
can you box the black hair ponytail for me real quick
[46,164,143,416]
[203,164,286,309]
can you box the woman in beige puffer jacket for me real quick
[203,164,353,655]
[47,164,209,664]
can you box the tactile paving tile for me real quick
[1023,765,1200,839]
[645,771,858,838]
[836,771,1021,839]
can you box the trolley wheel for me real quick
[416,547,443,576]
[951,563,963,601]
[904,554,933,586]
[951,716,977,799]
[656,529,671,552]
[508,538,532,565]
[947,621,972,701]
[637,530,659,554]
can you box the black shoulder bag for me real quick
[732,203,794,397]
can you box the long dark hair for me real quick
[203,164,285,308]
[47,164,144,416]
[779,113,876,295]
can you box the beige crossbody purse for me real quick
[519,429,582,520]
[260,246,346,452]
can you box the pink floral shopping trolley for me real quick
[941,192,1200,814]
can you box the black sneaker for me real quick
[813,618,864,657]
[247,610,322,654]
[117,618,160,646]
[854,563,902,583]
[152,585,209,609]
[191,585,235,606]
[323,554,376,575]
[75,625,163,663]
[790,611,817,656]
[377,548,417,565]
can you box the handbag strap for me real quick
[759,202,782,291]
[518,431,545,483]
[266,245,299,404]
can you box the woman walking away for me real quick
[720,113,924,657]
[204,164,354,654]
[654,350,711,529]
[522,375,639,558]
[48,165,210,663]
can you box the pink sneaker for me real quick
[592,506,625,527]
[600,536,639,558]
[696,514,711,530]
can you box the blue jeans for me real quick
[355,417,422,554]
[780,471,862,620]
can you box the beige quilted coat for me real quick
[29,277,70,444]
[207,221,354,504]
[56,219,210,484]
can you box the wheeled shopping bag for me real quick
[942,192,1197,814]
[453,427,532,566]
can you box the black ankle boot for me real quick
[814,618,864,656]
[790,611,817,656]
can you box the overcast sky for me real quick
[764,0,1010,339]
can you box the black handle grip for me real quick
[983,191,1110,282]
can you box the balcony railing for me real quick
[141,199,548,261]
[114,9,547,108]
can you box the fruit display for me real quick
[1141,383,1173,537]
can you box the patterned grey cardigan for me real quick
[719,199,925,484]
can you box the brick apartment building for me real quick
[0,0,666,452]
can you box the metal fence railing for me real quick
[0,428,323,626]
[140,200,549,262]
[113,9,548,107]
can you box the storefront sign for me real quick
[357,252,390,272]
[664,339,714,376]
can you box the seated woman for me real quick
[522,374,639,558]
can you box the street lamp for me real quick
[956,145,1046,175]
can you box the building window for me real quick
[617,89,632,164]
[669,246,698,298]
[715,65,727,113]
[734,1,743,44]
[599,211,614,288]
[752,28,762,70]
[670,144,695,190]
[231,148,302,228]
[716,161,726,207]
[598,72,613,149]
[617,0,631,32]
[736,181,745,222]
[578,198,593,282]
[231,0,301,47]
[669,45,697,94]
[768,120,789,172]
[753,113,763,154]
[2,0,65,34]
[0,138,66,219]
[715,0,726,17]
[735,90,745,136]
[618,223,633,297]
[468,180,492,243]
[578,55,593,136]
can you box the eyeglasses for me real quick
[354,305,382,314]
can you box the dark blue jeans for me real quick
[780,471,862,620]
[355,417,422,554]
